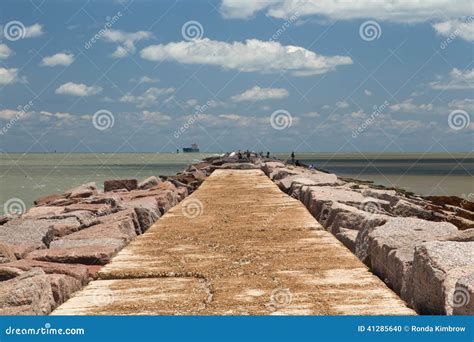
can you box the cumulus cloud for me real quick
[430,68,474,90]
[302,111,320,118]
[220,0,471,23]
[55,82,102,96]
[336,100,349,108]
[364,89,372,96]
[24,23,44,38]
[140,38,352,76]
[103,29,153,58]
[130,76,159,83]
[389,99,433,113]
[433,18,474,42]
[231,86,289,102]
[141,110,172,122]
[0,44,12,59]
[119,87,175,108]
[39,111,74,120]
[41,52,74,67]
[0,67,25,85]
[448,98,474,111]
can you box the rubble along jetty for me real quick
[0,152,472,315]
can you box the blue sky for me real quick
[0,0,472,152]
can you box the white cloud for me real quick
[103,29,153,58]
[0,44,12,59]
[41,52,74,67]
[220,0,471,23]
[39,111,74,120]
[55,82,102,96]
[350,109,366,118]
[24,23,44,38]
[140,38,352,76]
[231,86,289,102]
[0,67,24,85]
[141,110,172,122]
[0,109,23,120]
[389,98,433,113]
[336,100,349,108]
[433,18,474,42]
[364,89,372,96]
[130,76,159,83]
[302,111,320,118]
[448,98,474,111]
[119,87,175,108]
[430,68,474,90]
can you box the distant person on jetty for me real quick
[237,150,243,160]
[291,151,295,164]
[266,152,270,158]
[246,150,251,159]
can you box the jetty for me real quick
[0,153,472,315]
[53,169,412,315]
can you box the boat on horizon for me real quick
[182,143,200,153]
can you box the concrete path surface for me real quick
[53,169,414,315]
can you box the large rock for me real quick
[439,228,474,242]
[47,273,83,306]
[64,203,113,215]
[65,182,97,199]
[55,220,136,244]
[98,209,141,235]
[34,193,67,206]
[26,244,121,265]
[0,242,16,264]
[361,188,401,206]
[0,268,54,315]
[392,199,434,220]
[0,219,56,258]
[104,179,138,192]
[411,241,474,314]
[360,218,458,299]
[138,176,161,190]
[261,161,285,175]
[120,197,161,232]
[22,206,65,219]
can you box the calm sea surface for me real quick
[1,152,473,214]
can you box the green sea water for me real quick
[1,152,473,214]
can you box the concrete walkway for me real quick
[53,169,414,315]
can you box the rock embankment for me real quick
[0,152,472,315]
[0,164,208,314]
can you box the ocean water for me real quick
[1,152,473,215]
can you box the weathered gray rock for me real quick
[411,241,474,314]
[453,273,474,315]
[0,268,54,315]
[392,199,433,220]
[0,242,16,264]
[104,179,138,192]
[360,218,458,300]
[138,176,161,190]
[335,228,358,252]
[439,228,474,242]
[261,161,285,175]
[27,244,121,265]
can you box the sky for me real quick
[0,0,473,153]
